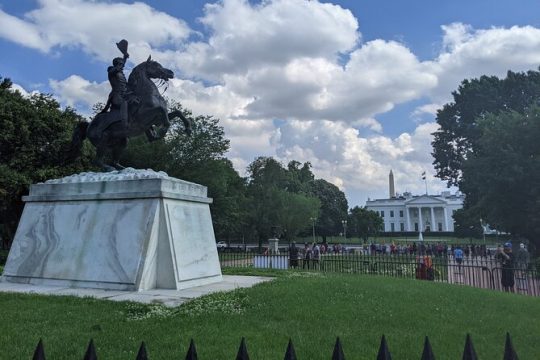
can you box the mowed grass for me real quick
[0,271,539,359]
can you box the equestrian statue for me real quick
[68,39,192,171]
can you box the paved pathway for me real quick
[0,275,273,307]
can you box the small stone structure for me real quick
[1,168,222,291]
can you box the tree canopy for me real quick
[0,77,94,246]
[433,69,540,252]
[460,106,540,248]
[432,69,540,187]
[347,206,383,242]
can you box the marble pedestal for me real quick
[268,238,280,254]
[1,169,222,291]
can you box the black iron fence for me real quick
[30,333,520,359]
[219,249,540,297]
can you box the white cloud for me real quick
[172,0,359,79]
[49,75,109,112]
[427,23,540,102]
[0,0,191,63]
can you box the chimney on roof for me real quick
[389,170,395,198]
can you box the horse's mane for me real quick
[127,62,147,93]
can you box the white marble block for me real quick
[1,169,222,291]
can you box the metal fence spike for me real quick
[283,338,297,360]
[332,337,345,360]
[236,337,250,360]
[377,335,392,360]
[83,339,98,360]
[185,339,198,360]
[135,341,148,360]
[421,336,435,360]
[503,333,519,360]
[462,334,477,360]
[32,339,46,360]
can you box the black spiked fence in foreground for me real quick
[30,333,521,359]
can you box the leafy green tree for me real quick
[245,157,290,245]
[245,157,321,245]
[347,206,383,242]
[459,106,540,251]
[0,77,94,247]
[432,69,540,187]
[452,208,483,239]
[306,179,348,241]
[272,189,320,242]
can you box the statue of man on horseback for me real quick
[100,39,131,129]
[68,39,192,171]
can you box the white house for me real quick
[365,171,464,232]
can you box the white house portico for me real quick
[365,171,464,233]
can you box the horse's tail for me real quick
[65,121,89,162]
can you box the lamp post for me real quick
[310,217,316,243]
[341,220,347,240]
[480,218,486,246]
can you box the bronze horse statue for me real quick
[68,56,191,171]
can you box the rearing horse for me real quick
[69,56,191,171]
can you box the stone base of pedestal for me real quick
[268,238,279,254]
[1,169,222,291]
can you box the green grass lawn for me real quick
[0,270,538,359]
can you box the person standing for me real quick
[312,243,321,270]
[454,246,464,272]
[515,243,530,292]
[302,243,312,270]
[515,243,530,270]
[497,242,515,292]
[289,242,299,269]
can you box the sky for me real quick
[1,0,540,207]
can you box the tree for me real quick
[432,69,540,187]
[459,106,540,251]
[245,157,321,245]
[0,77,94,247]
[347,206,383,242]
[306,179,348,241]
[452,209,483,239]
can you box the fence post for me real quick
[283,339,297,360]
[420,336,435,360]
[185,339,198,360]
[503,333,518,360]
[135,341,148,360]
[376,335,392,360]
[83,339,97,360]
[331,337,345,360]
[462,334,478,360]
[236,337,250,360]
[32,339,45,360]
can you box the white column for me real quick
[443,207,449,231]
[430,207,436,232]
[405,207,411,231]
[418,207,423,231]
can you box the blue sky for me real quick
[1,0,540,206]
